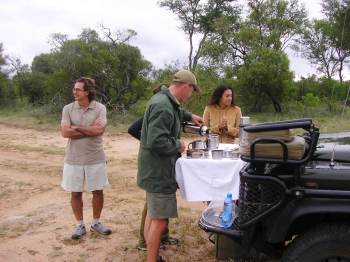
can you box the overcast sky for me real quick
[2,0,346,79]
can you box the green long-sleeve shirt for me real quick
[137,88,192,193]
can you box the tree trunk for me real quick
[273,101,282,113]
[338,59,344,83]
[267,93,282,113]
[188,31,194,71]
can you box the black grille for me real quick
[236,173,286,228]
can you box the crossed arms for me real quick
[61,118,106,139]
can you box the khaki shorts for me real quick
[61,162,109,192]
[146,192,177,219]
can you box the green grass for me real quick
[0,106,348,134]
[0,106,61,131]
[249,111,350,133]
[0,105,137,134]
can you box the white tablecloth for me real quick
[175,156,246,201]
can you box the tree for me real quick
[247,0,308,50]
[295,19,339,79]
[14,28,152,112]
[48,33,68,52]
[8,56,31,102]
[0,43,10,105]
[32,54,55,74]
[202,0,308,72]
[0,43,6,67]
[321,0,350,82]
[159,0,241,71]
[200,12,245,72]
[237,47,293,113]
[100,25,137,45]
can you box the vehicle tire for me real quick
[281,223,350,262]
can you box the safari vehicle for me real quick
[199,118,350,261]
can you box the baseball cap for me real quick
[172,70,201,92]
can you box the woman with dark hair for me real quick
[203,85,242,143]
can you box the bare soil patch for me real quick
[0,123,223,261]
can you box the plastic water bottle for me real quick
[221,193,234,229]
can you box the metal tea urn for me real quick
[239,116,250,146]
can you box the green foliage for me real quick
[1,103,349,134]
[317,0,350,82]
[32,53,55,74]
[295,19,340,79]
[12,28,152,113]
[1,4,349,123]
[202,0,308,73]
[0,74,11,106]
[302,93,321,107]
[248,108,350,133]
[0,43,13,106]
[294,76,349,113]
[129,98,149,116]
[247,0,308,50]
[237,47,293,113]
[185,66,222,115]
[322,0,350,51]
[20,72,49,104]
[159,0,241,71]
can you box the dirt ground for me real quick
[0,123,222,262]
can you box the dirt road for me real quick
[0,123,218,262]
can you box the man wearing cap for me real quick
[137,70,202,262]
